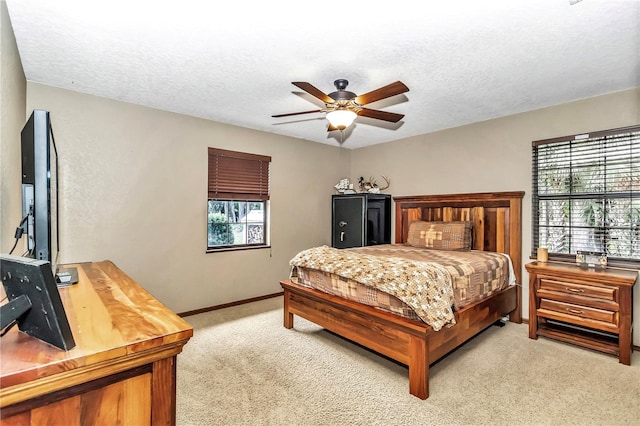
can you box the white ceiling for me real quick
[6,0,640,149]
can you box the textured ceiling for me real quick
[6,0,640,149]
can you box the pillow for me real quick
[406,221,472,251]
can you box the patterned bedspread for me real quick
[290,245,455,330]
[289,244,511,330]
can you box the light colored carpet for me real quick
[176,297,640,425]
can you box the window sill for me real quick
[206,245,271,254]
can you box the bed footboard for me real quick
[281,279,518,399]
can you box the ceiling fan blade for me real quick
[357,107,405,123]
[354,81,409,105]
[272,109,323,118]
[292,82,334,104]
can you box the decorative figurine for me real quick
[334,178,354,194]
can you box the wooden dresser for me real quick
[526,261,636,364]
[0,261,193,425]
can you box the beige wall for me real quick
[351,87,640,344]
[0,0,27,252]
[26,83,351,313]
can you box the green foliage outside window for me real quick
[208,212,234,246]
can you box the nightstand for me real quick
[526,261,637,365]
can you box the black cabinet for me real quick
[331,193,391,249]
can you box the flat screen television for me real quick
[21,110,59,267]
[20,110,78,286]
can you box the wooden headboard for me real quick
[393,191,525,286]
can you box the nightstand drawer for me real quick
[539,278,616,301]
[539,299,617,326]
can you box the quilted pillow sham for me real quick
[406,221,472,251]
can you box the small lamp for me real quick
[326,109,357,130]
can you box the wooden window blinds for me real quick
[208,148,271,200]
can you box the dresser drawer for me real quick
[539,278,617,302]
[539,298,617,327]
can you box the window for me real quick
[532,125,640,266]
[207,148,271,251]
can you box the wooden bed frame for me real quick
[280,191,524,399]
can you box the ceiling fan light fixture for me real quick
[326,109,357,130]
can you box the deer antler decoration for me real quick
[358,175,391,193]
[378,175,391,191]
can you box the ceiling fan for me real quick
[272,79,409,131]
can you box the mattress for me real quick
[290,244,512,324]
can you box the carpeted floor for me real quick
[176,297,640,425]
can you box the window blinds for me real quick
[532,125,640,264]
[208,148,271,200]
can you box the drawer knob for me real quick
[567,308,584,315]
[567,288,584,293]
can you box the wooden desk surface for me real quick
[1,260,193,408]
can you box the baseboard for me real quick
[178,292,283,317]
